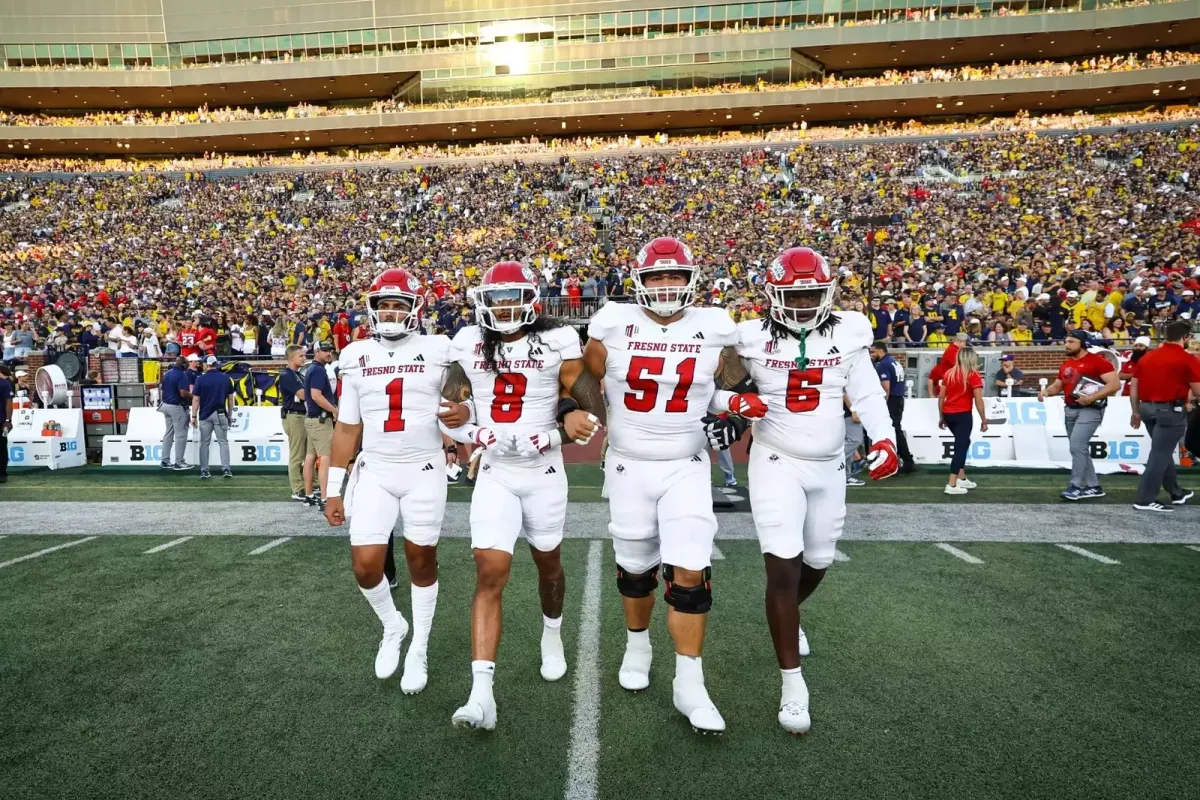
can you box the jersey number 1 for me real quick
[624,356,695,413]
[384,378,405,432]
[785,368,824,413]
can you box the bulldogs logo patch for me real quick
[769,260,787,282]
[522,266,535,282]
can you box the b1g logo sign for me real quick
[8,445,24,463]
[1089,441,1139,460]
[59,441,78,452]
[129,444,163,462]
[942,441,992,460]
[241,445,282,463]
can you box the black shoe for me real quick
[1171,490,1195,505]
[0,475,8,484]
[291,492,307,502]
[199,470,212,480]
[317,499,326,512]
[900,461,916,474]
[222,469,233,479]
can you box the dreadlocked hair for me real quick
[480,315,565,374]
[762,312,840,342]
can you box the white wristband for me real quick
[548,428,563,450]
[711,389,734,414]
[326,466,347,498]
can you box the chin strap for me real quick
[794,328,809,371]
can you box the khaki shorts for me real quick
[305,417,333,458]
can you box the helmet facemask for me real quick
[633,266,698,316]
[473,284,538,334]
[368,293,421,340]
[766,281,836,333]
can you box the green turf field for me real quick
[2,534,1198,800]
[0,463,1181,504]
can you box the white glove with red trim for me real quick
[517,429,563,458]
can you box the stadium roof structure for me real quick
[0,0,1197,155]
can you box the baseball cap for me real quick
[205,355,219,366]
[1000,354,1015,362]
[315,341,334,352]
[1134,336,1152,348]
[1066,290,1080,299]
[1066,330,1091,346]
[1184,290,1195,297]
[185,353,201,362]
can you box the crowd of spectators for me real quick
[2,118,1199,368]
[2,50,1195,129]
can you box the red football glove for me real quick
[730,393,769,418]
[867,439,899,481]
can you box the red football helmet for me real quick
[471,261,540,334]
[765,247,837,333]
[366,267,424,339]
[633,236,699,316]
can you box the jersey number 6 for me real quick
[624,356,696,413]
[785,368,824,413]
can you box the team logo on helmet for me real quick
[406,276,419,292]
[522,266,535,282]
[770,261,787,282]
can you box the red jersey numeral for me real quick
[785,368,824,413]
[491,373,528,423]
[383,378,405,432]
[623,356,697,413]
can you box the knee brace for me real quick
[616,565,659,598]
[663,564,712,614]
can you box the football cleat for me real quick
[541,632,568,682]
[673,679,726,734]
[798,626,811,657]
[375,618,410,680]
[779,668,811,735]
[618,641,652,691]
[400,647,428,694]
[451,697,497,731]
[291,492,307,502]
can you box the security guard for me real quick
[303,342,338,509]
[1130,320,1200,512]
[0,364,13,484]
[277,344,309,501]
[191,355,235,479]
[159,357,194,470]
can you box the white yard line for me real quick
[1185,545,1200,554]
[564,539,603,800]
[834,549,851,562]
[143,536,194,554]
[1055,544,1120,565]
[933,543,984,565]
[710,544,725,561]
[0,537,97,570]
[248,537,292,556]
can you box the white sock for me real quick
[470,660,495,702]
[410,581,438,652]
[360,578,403,634]
[781,666,806,703]
[543,615,563,635]
[675,653,704,684]
[626,629,650,651]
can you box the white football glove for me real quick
[472,426,514,456]
[517,429,563,458]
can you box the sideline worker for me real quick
[0,364,13,483]
[1130,320,1200,513]
[278,344,309,501]
[192,355,235,479]
[159,357,194,471]
[871,341,915,473]
[304,342,338,510]
[1038,331,1120,501]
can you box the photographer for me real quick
[303,342,338,509]
[1038,331,1120,501]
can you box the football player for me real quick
[444,261,606,731]
[584,237,767,734]
[736,247,899,735]
[323,268,474,693]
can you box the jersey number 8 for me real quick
[491,373,528,423]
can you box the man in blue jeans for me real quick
[191,355,236,479]
[159,357,194,470]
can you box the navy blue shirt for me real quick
[867,307,891,340]
[874,355,906,397]
[0,377,13,425]
[277,368,306,413]
[160,367,189,406]
[304,363,336,418]
[193,370,234,420]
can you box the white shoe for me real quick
[374,618,409,680]
[958,478,977,490]
[798,626,811,657]
[540,633,567,682]
[400,647,428,694]
[944,484,968,495]
[673,679,726,734]
[779,670,812,735]
[451,697,497,731]
[618,642,652,691]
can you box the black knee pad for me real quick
[663,564,712,614]
[616,565,659,598]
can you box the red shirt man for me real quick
[196,323,217,355]
[1056,350,1117,408]
[1133,341,1200,404]
[332,314,351,351]
[178,326,200,358]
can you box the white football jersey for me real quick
[450,324,582,461]
[337,335,453,463]
[589,302,738,461]
[737,312,883,461]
